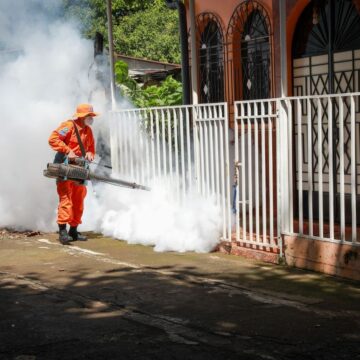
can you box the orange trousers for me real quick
[56,180,87,226]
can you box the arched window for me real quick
[227,0,272,101]
[293,0,360,95]
[197,13,225,103]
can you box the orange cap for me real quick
[73,103,99,119]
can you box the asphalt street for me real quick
[0,231,359,360]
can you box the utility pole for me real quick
[280,0,287,98]
[106,0,117,109]
[189,0,198,104]
[278,0,290,256]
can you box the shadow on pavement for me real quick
[1,252,360,360]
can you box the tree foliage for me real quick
[114,59,137,90]
[133,76,183,108]
[113,1,180,64]
[62,0,180,64]
[64,1,183,108]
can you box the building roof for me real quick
[115,53,181,83]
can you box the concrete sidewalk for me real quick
[0,232,359,360]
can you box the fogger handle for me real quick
[69,157,88,167]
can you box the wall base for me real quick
[218,236,360,281]
[284,235,360,281]
[218,241,280,264]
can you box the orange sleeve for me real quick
[86,127,95,156]
[48,121,73,154]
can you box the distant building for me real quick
[115,53,181,85]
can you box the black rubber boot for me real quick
[58,224,73,245]
[68,226,87,241]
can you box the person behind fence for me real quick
[48,103,99,244]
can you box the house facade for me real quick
[185,0,360,101]
[109,0,360,280]
[181,0,360,279]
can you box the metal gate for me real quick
[233,99,279,250]
[109,103,231,240]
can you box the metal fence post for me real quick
[277,99,291,258]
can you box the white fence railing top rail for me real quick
[233,93,360,106]
[111,102,227,113]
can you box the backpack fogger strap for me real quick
[72,121,86,158]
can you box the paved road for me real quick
[0,232,359,359]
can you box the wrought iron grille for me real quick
[293,0,360,58]
[292,0,360,224]
[227,0,272,101]
[196,13,225,104]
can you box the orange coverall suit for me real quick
[48,120,95,227]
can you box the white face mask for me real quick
[84,116,94,126]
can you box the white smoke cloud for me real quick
[83,182,222,253]
[0,0,222,252]
[0,0,104,230]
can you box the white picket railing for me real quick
[109,93,360,251]
[109,103,232,241]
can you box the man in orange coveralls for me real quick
[49,103,99,244]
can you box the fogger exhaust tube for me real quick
[43,163,150,191]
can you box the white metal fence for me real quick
[109,93,360,250]
[280,93,360,246]
[109,103,231,240]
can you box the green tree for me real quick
[62,0,180,64]
[133,76,183,108]
[113,1,180,64]
[114,59,137,92]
